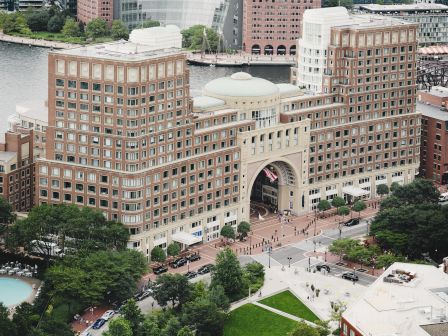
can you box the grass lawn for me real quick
[51,299,84,323]
[260,290,319,322]
[223,304,297,336]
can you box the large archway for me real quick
[252,44,261,54]
[264,45,274,55]
[249,161,297,217]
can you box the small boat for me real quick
[209,64,216,67]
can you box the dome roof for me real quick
[204,72,279,98]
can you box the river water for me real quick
[0,41,291,133]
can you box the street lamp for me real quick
[308,257,311,272]
[268,245,272,268]
[324,250,327,262]
[287,257,292,268]
[249,234,252,255]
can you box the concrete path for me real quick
[252,301,317,327]
[0,31,80,49]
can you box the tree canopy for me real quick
[317,200,331,212]
[237,221,251,238]
[103,317,132,336]
[181,25,219,52]
[352,200,366,217]
[152,274,192,309]
[110,20,129,40]
[151,246,166,263]
[211,247,244,301]
[331,196,346,209]
[62,17,80,37]
[86,18,108,38]
[167,242,181,257]
[220,225,235,240]
[142,20,160,28]
[288,321,320,336]
[376,184,389,197]
[338,206,350,216]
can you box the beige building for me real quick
[36,9,421,257]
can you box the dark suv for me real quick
[344,218,360,227]
[187,254,201,262]
[342,272,359,281]
[197,264,213,275]
[153,265,168,275]
[171,257,187,268]
[315,264,330,273]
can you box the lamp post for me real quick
[268,245,272,268]
[338,222,342,239]
[324,250,327,262]
[308,257,311,272]
[287,257,292,268]
[249,234,252,255]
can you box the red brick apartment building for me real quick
[77,0,113,26]
[419,86,448,184]
[0,132,34,212]
[36,9,420,258]
[242,0,321,55]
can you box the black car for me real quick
[153,265,168,275]
[344,218,360,227]
[187,254,201,262]
[341,272,359,281]
[171,258,187,268]
[136,290,152,301]
[197,264,213,275]
[92,318,106,329]
[185,271,198,280]
[315,264,330,273]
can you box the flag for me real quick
[263,168,278,183]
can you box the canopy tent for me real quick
[342,186,370,197]
[171,231,202,246]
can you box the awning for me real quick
[172,232,202,246]
[342,186,370,197]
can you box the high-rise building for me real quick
[242,0,321,56]
[77,0,113,26]
[37,8,420,256]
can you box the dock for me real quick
[187,52,296,67]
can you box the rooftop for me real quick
[419,45,448,55]
[427,86,448,98]
[418,102,448,121]
[15,100,48,123]
[52,40,183,61]
[360,3,448,12]
[0,151,17,163]
[343,262,448,336]
[193,96,226,111]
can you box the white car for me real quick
[101,310,115,321]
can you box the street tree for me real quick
[151,246,166,262]
[376,184,389,198]
[352,200,366,218]
[237,221,251,238]
[62,17,80,37]
[177,326,195,336]
[181,297,227,336]
[391,179,439,206]
[288,321,320,336]
[110,20,129,40]
[211,248,244,300]
[220,225,235,240]
[153,274,192,309]
[207,284,230,311]
[331,196,346,210]
[120,299,144,335]
[329,300,347,324]
[103,317,132,336]
[25,10,49,31]
[86,18,108,38]
[317,200,331,216]
[162,317,182,336]
[47,15,64,33]
[167,242,181,257]
[329,238,358,261]
[390,181,400,192]
[338,206,350,217]
[140,317,161,336]
[142,19,160,28]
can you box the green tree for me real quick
[153,274,192,309]
[167,242,181,257]
[289,321,320,336]
[163,317,182,336]
[62,17,81,37]
[12,303,39,336]
[191,280,208,300]
[104,317,133,336]
[177,326,195,336]
[322,0,353,8]
[390,179,439,206]
[376,184,389,198]
[3,13,31,35]
[151,246,167,263]
[140,316,162,336]
[181,297,227,336]
[181,25,219,52]
[211,248,244,301]
[352,200,366,218]
[390,182,400,192]
[0,196,15,237]
[329,300,347,324]
[0,303,16,336]
[376,253,406,269]
[25,10,49,31]
[220,225,235,240]
[331,196,346,210]
[142,19,160,28]
[317,200,331,214]
[207,284,230,311]
[329,238,358,261]
[110,20,129,40]
[338,206,350,217]
[85,18,108,38]
[120,299,144,335]
[47,15,64,33]
[314,320,331,336]
[237,221,251,238]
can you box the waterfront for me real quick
[0,41,291,134]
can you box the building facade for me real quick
[359,4,448,46]
[113,0,147,30]
[0,132,35,212]
[418,86,448,184]
[242,0,321,56]
[77,0,113,26]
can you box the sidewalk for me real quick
[0,31,80,49]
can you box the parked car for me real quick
[315,264,330,273]
[136,290,152,301]
[187,254,201,262]
[153,265,168,275]
[185,271,197,280]
[341,272,359,282]
[197,264,213,275]
[101,310,115,321]
[92,318,106,329]
[171,257,187,268]
[344,218,360,227]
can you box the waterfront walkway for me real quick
[187,52,296,66]
[0,31,80,49]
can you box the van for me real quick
[439,192,448,203]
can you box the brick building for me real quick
[77,0,113,26]
[242,0,321,56]
[419,86,448,184]
[36,9,421,257]
[0,132,35,212]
